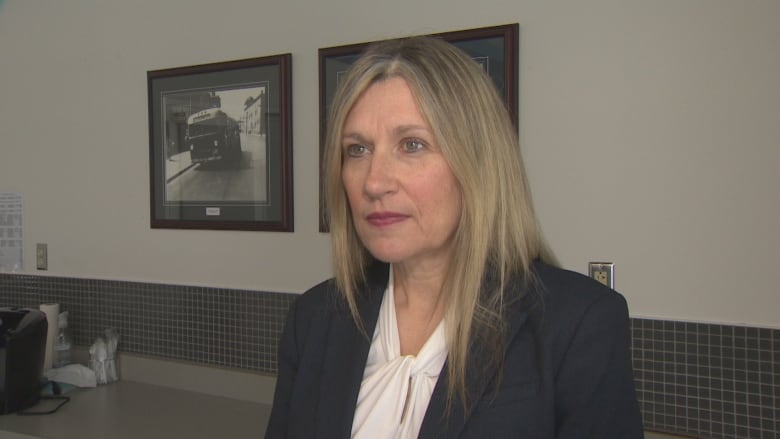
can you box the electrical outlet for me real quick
[36,243,48,270]
[588,262,613,288]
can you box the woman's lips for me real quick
[366,212,407,227]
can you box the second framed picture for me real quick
[148,54,293,232]
[317,23,519,231]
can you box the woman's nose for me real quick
[362,149,397,198]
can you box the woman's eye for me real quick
[403,139,425,152]
[345,144,367,156]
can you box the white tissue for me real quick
[45,364,97,388]
[104,328,119,382]
[39,303,60,371]
[89,329,120,385]
[90,337,108,385]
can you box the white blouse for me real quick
[351,269,448,439]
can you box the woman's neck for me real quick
[392,263,448,356]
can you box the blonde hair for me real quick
[322,36,556,411]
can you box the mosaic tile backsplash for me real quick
[1,273,777,438]
[631,319,778,439]
[0,274,294,372]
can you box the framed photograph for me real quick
[148,54,293,232]
[317,23,519,231]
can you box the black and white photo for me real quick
[148,54,293,232]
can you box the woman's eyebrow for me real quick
[341,124,430,143]
[341,132,368,142]
[393,124,430,136]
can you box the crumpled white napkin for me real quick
[45,363,97,388]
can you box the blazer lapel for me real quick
[418,280,533,438]
[315,263,389,438]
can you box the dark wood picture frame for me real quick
[148,54,293,232]
[317,23,519,231]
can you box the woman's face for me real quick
[341,77,462,271]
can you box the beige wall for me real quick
[1,0,778,327]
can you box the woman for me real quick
[266,36,643,438]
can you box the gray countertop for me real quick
[0,381,271,439]
[1,381,693,439]
[0,351,691,439]
[0,380,694,439]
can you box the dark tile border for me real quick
[0,273,294,373]
[632,318,779,438]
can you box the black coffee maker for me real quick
[0,307,48,414]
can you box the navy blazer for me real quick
[266,261,643,438]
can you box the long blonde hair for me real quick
[322,36,556,411]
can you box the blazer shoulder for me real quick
[525,261,630,335]
[283,278,346,337]
[294,277,345,313]
[531,261,628,309]
[295,262,389,315]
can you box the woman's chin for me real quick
[365,246,410,265]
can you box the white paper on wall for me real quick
[0,193,23,272]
